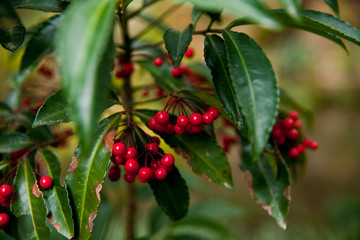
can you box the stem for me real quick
[125,183,136,240]
[193,28,223,35]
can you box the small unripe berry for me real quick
[124,159,139,173]
[202,113,214,125]
[108,165,121,182]
[155,168,168,180]
[39,176,53,189]
[153,58,163,67]
[190,113,202,126]
[171,68,182,78]
[155,111,170,125]
[112,142,126,156]
[0,213,10,228]
[125,147,138,159]
[0,185,12,199]
[177,115,190,128]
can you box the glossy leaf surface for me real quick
[10,0,68,12]
[0,132,33,153]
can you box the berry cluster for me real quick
[148,96,219,135]
[0,184,12,228]
[108,124,175,183]
[271,110,318,159]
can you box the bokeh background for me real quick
[1,0,360,239]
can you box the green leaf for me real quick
[323,0,339,15]
[0,0,25,51]
[15,14,62,86]
[241,141,291,229]
[10,0,68,12]
[0,102,12,117]
[164,24,194,69]
[222,30,279,159]
[11,160,50,240]
[33,89,71,127]
[56,0,115,153]
[135,109,233,189]
[277,0,302,21]
[204,35,247,137]
[169,0,281,29]
[65,114,119,240]
[138,60,186,93]
[0,132,33,153]
[149,167,189,221]
[36,148,74,239]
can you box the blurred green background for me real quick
[1,0,360,239]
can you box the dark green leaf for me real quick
[277,0,302,21]
[56,0,115,152]
[65,114,120,240]
[0,102,12,117]
[36,148,74,239]
[169,0,281,29]
[323,0,339,15]
[204,35,247,137]
[135,109,233,189]
[138,60,186,93]
[149,167,189,221]
[10,0,68,12]
[0,230,15,240]
[192,8,202,23]
[241,140,291,229]
[164,24,194,69]
[11,160,50,239]
[15,14,62,86]
[33,89,71,127]
[0,0,25,51]
[123,0,133,8]
[222,30,279,159]
[0,132,33,153]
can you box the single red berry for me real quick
[112,142,126,156]
[148,117,157,130]
[124,159,139,173]
[155,168,168,180]
[207,107,219,119]
[155,111,170,125]
[122,62,134,76]
[282,118,295,129]
[191,124,203,133]
[146,143,159,152]
[161,154,175,168]
[276,136,286,145]
[202,113,214,125]
[186,124,194,134]
[288,110,299,120]
[125,147,138,159]
[177,115,190,128]
[108,165,121,182]
[184,47,194,58]
[39,176,53,189]
[288,148,300,159]
[171,68,182,78]
[115,69,126,78]
[0,195,5,203]
[271,128,283,139]
[0,213,10,228]
[150,160,159,170]
[303,138,313,148]
[111,154,125,165]
[124,173,136,183]
[295,119,303,129]
[190,113,203,126]
[297,144,305,154]
[174,124,185,135]
[164,123,175,134]
[155,122,167,132]
[142,89,149,97]
[0,185,12,199]
[0,200,10,208]
[309,141,318,150]
[152,136,160,145]
[178,65,188,74]
[153,58,163,67]
[286,128,299,141]
[138,175,148,183]
[138,167,153,181]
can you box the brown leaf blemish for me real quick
[256,200,272,216]
[283,186,291,201]
[68,155,78,173]
[174,147,192,168]
[104,130,117,152]
[32,182,42,198]
[95,184,102,203]
[35,155,48,176]
[243,171,254,197]
[88,211,97,232]
[48,215,61,232]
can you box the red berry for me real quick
[286,128,299,141]
[0,200,10,208]
[39,176,53,189]
[146,143,159,152]
[288,110,299,120]
[171,68,182,78]
[207,107,219,119]
[142,89,149,97]
[191,124,203,133]
[125,147,138,159]
[138,175,148,183]
[174,124,185,135]
[202,113,214,125]
[152,136,160,145]
[276,136,286,145]
[186,124,194,134]
[0,185,12,199]
[124,159,139,173]
[161,154,175,168]
[138,167,153,181]
[150,160,159,170]
[108,165,121,182]
[124,173,136,183]
[155,111,170,125]
[295,119,303,129]
[282,118,295,129]
[178,65,188,74]
[303,138,313,148]
[190,113,202,126]
[309,141,318,150]
[122,62,134,76]
[153,58,163,67]
[297,144,305,154]
[115,69,126,78]
[111,154,125,165]
[184,47,194,58]
[288,148,300,159]
[148,117,157,130]
[164,123,175,134]
[0,213,10,228]
[155,168,168,180]
[112,142,126,155]
[271,128,283,139]
[177,115,189,128]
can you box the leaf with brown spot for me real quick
[68,155,78,173]
[95,184,102,203]
[32,182,42,198]
[88,211,97,232]
[104,129,117,152]
[35,155,48,177]
[241,141,291,229]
